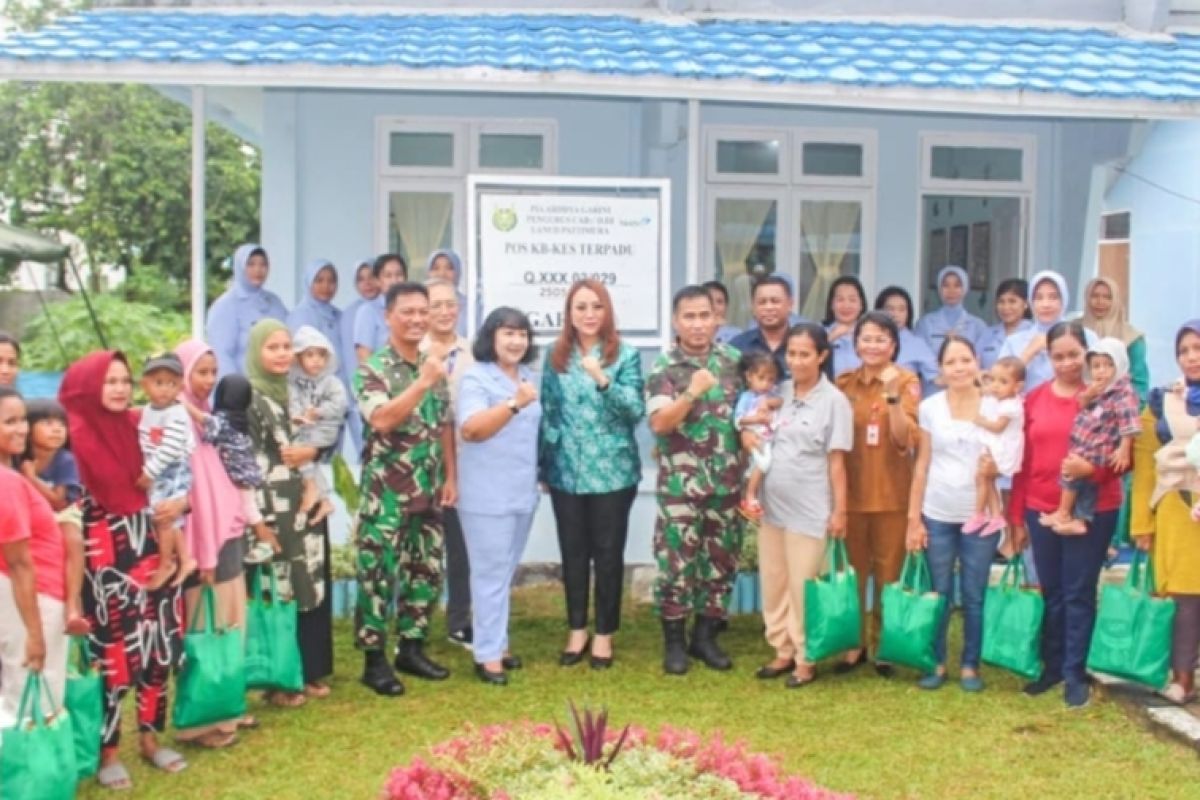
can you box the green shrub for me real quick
[20,292,190,374]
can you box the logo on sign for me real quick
[492,207,518,232]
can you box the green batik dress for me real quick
[538,342,645,494]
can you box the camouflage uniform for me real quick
[353,346,451,651]
[645,342,744,621]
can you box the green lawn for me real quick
[80,586,1200,800]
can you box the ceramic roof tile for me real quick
[2,11,1200,102]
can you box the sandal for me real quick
[304,682,331,699]
[141,746,188,773]
[268,691,307,708]
[238,715,260,730]
[97,762,133,791]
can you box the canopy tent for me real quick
[0,221,68,263]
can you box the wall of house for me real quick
[1104,119,1200,387]
[259,88,1135,560]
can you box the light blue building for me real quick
[3,0,1199,561]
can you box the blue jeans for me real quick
[924,517,1000,671]
[1026,509,1116,685]
[459,510,535,664]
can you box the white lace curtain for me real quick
[716,198,775,328]
[390,192,453,278]
[798,200,862,321]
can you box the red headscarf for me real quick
[58,351,147,515]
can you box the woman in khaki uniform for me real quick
[1131,318,1200,704]
[835,310,920,677]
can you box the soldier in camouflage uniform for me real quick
[645,285,745,675]
[353,281,458,696]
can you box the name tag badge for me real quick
[866,423,881,447]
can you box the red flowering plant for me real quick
[382,706,852,800]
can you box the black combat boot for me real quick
[361,650,405,697]
[688,615,733,671]
[662,618,690,676]
[394,639,450,681]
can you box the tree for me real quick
[0,0,259,307]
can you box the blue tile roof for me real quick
[3,11,1200,103]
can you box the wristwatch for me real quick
[506,398,520,415]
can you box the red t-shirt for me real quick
[0,468,66,602]
[1009,380,1122,526]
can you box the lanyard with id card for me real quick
[866,402,881,447]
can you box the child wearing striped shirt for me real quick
[138,353,197,589]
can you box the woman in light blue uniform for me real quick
[339,259,377,374]
[287,259,346,386]
[353,254,407,364]
[915,265,988,353]
[205,243,289,379]
[999,270,1096,392]
[823,275,868,378]
[427,249,476,337]
[875,286,939,395]
[976,278,1032,370]
[457,307,543,686]
[338,259,377,455]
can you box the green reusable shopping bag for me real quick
[0,672,78,800]
[172,586,247,730]
[64,636,103,779]
[982,558,1045,680]
[245,566,304,692]
[804,538,862,662]
[877,552,946,673]
[1087,550,1176,689]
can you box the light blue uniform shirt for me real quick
[1000,321,1098,392]
[977,320,1032,370]
[456,362,543,516]
[206,243,289,378]
[287,259,347,387]
[828,324,861,378]
[353,296,389,354]
[898,327,940,397]
[914,306,989,355]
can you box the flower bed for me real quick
[384,720,852,799]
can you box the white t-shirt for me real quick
[918,391,984,523]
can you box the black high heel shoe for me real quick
[559,635,590,667]
[833,650,868,675]
[474,663,508,686]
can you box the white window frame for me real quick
[375,177,467,273]
[472,120,558,174]
[705,186,789,286]
[920,132,1037,194]
[376,119,469,178]
[791,128,877,188]
[701,124,878,304]
[1100,209,1131,243]
[374,116,557,256]
[705,126,791,185]
[793,185,877,303]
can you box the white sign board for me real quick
[469,178,670,344]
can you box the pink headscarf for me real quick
[176,339,245,571]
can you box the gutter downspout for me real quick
[191,86,207,340]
